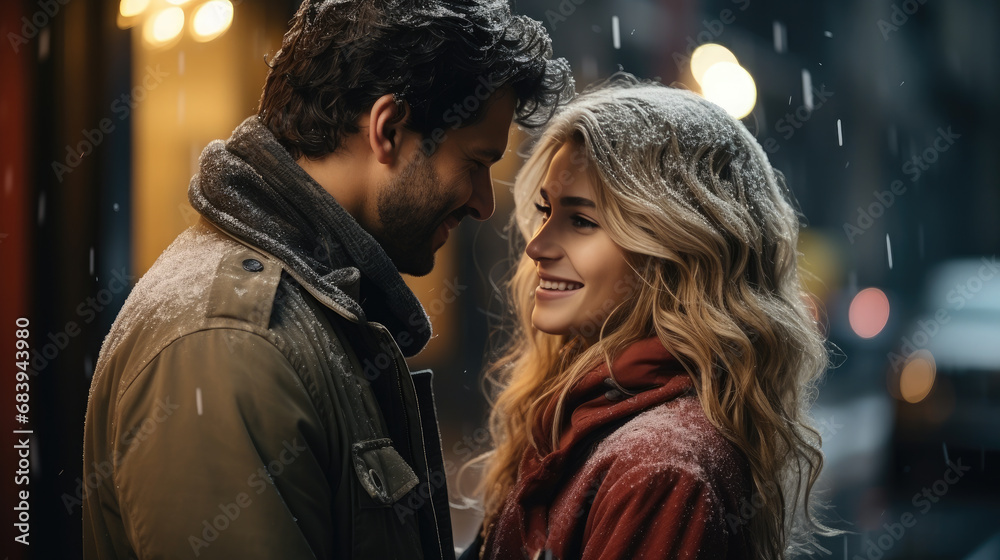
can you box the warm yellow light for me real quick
[900,351,936,403]
[691,43,738,85]
[191,0,234,42]
[699,62,757,119]
[797,229,842,303]
[119,0,149,18]
[143,7,185,48]
[166,0,193,4]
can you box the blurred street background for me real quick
[1,0,998,558]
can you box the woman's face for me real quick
[526,142,637,343]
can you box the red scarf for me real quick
[484,337,696,559]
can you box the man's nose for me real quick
[465,166,496,221]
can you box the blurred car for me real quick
[886,257,1000,557]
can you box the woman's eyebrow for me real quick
[557,196,596,208]
[538,189,595,208]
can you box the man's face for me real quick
[370,89,516,276]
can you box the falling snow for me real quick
[38,192,46,225]
[802,69,814,111]
[773,21,787,53]
[38,28,50,61]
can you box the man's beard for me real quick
[373,153,459,276]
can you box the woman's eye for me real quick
[572,215,598,229]
[534,202,551,219]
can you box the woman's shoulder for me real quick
[555,396,755,559]
[590,394,749,495]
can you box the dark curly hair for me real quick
[258,0,575,159]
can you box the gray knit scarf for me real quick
[188,115,431,356]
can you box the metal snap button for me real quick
[242,258,263,272]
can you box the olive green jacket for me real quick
[83,117,454,559]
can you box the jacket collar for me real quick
[188,116,431,356]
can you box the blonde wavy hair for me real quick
[471,74,838,559]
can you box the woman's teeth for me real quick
[539,279,583,291]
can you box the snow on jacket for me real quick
[83,116,453,559]
[482,337,753,560]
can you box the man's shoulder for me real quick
[95,220,287,382]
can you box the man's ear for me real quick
[368,93,410,165]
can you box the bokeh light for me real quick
[119,0,150,18]
[192,0,234,42]
[142,7,185,48]
[797,229,843,303]
[849,287,890,339]
[899,350,936,403]
[691,43,739,85]
[699,61,757,119]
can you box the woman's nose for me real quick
[525,221,562,262]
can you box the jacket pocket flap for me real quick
[351,438,419,505]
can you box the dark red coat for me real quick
[483,338,753,560]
